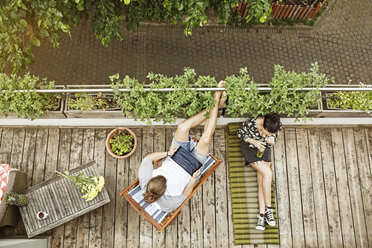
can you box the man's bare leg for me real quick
[195,88,223,155]
[174,81,225,142]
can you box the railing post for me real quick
[309,2,322,18]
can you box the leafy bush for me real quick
[0,0,70,73]
[111,64,330,123]
[0,73,60,119]
[111,68,216,124]
[1,0,277,73]
[244,0,272,23]
[224,68,262,117]
[267,62,332,119]
[328,90,372,112]
[109,131,135,156]
[224,62,332,119]
[68,93,112,111]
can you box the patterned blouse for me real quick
[237,117,282,148]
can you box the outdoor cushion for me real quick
[129,185,168,223]
[0,164,11,203]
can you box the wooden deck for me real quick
[0,126,371,248]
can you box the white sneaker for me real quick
[264,208,276,226]
[256,214,265,231]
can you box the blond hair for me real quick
[144,175,167,203]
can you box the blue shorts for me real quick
[170,135,209,165]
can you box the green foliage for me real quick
[91,0,124,47]
[0,0,71,73]
[245,0,272,23]
[125,0,170,32]
[68,93,110,111]
[110,68,216,124]
[267,62,331,119]
[109,131,135,155]
[225,62,332,120]
[4,192,29,206]
[224,68,262,117]
[0,73,60,119]
[110,64,331,123]
[328,90,372,112]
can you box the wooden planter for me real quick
[64,94,123,118]
[0,98,65,119]
[316,94,372,118]
[106,128,137,159]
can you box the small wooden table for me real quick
[19,161,110,238]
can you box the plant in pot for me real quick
[106,128,137,159]
[326,91,372,112]
[4,192,29,206]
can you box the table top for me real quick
[19,161,110,238]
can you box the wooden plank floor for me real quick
[0,127,371,248]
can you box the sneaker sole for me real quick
[265,221,276,226]
[264,218,276,226]
[256,226,265,231]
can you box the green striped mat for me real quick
[227,123,280,245]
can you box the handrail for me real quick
[6,87,372,93]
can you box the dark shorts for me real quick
[240,142,272,165]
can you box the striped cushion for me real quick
[128,154,216,223]
[198,155,216,178]
[129,185,168,223]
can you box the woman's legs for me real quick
[257,171,266,214]
[250,161,272,208]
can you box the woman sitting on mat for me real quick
[138,82,226,213]
[237,113,282,230]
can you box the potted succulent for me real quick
[4,192,29,206]
[106,128,137,159]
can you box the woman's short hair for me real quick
[144,175,167,203]
[263,113,281,133]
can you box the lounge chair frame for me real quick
[120,153,221,233]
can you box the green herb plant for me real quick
[111,63,331,122]
[327,90,372,112]
[68,93,110,111]
[111,68,216,124]
[0,73,60,119]
[109,131,135,156]
[267,62,332,120]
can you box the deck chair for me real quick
[120,147,221,233]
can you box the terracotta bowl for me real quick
[106,128,137,159]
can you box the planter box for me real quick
[317,94,372,118]
[0,98,65,119]
[64,94,123,119]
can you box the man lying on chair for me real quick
[138,82,226,213]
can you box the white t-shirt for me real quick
[152,157,191,196]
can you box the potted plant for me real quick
[106,128,137,159]
[4,192,29,206]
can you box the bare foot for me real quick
[214,80,225,101]
[218,91,227,109]
[217,80,226,109]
